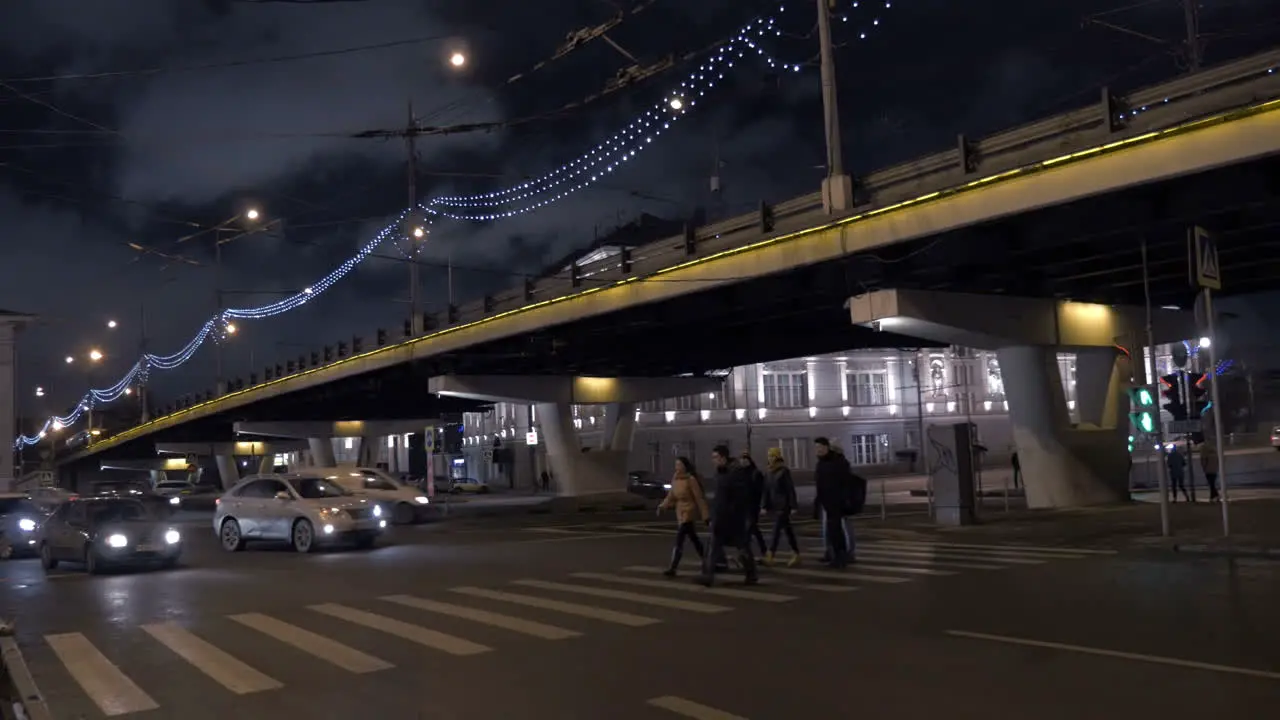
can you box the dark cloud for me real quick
[3,0,1277,422]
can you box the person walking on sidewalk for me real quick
[657,456,709,576]
[1167,445,1190,502]
[762,446,800,567]
[1010,450,1022,490]
[739,451,768,559]
[695,445,759,587]
[1200,441,1220,502]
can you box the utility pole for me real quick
[407,100,423,336]
[817,0,853,213]
[1182,0,1202,71]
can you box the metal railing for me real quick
[143,49,1280,422]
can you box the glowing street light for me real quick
[124,387,133,396]
[88,349,104,362]
[35,386,44,397]
[64,356,73,364]
[107,319,118,329]
[1198,336,1211,349]
[51,420,63,431]
[412,226,426,239]
[669,97,684,110]
[245,208,260,221]
[449,52,466,68]
[225,323,237,335]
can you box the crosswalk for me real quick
[22,540,1113,717]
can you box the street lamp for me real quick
[225,323,237,335]
[1199,336,1211,349]
[89,349,104,362]
[449,52,466,68]
[245,208,260,221]
[51,420,63,431]
[64,356,73,364]
[413,226,426,239]
[669,97,684,111]
[107,319,118,329]
[35,386,44,398]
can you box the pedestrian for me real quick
[762,446,800,567]
[657,456,709,576]
[814,437,865,568]
[1010,450,1021,490]
[739,451,768,559]
[1167,445,1190,502]
[540,470,551,493]
[695,445,759,587]
[1199,441,1220,502]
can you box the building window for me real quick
[849,433,891,466]
[768,437,813,470]
[640,399,662,413]
[671,395,697,411]
[986,359,1003,396]
[846,372,887,406]
[763,371,807,408]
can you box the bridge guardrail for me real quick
[141,49,1280,421]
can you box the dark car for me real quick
[37,497,184,574]
[0,494,45,558]
[627,471,668,500]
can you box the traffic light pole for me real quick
[1141,237,1171,537]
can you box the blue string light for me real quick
[14,4,901,448]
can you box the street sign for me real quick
[482,448,494,461]
[1192,226,1221,290]
[525,430,538,446]
[1167,419,1202,435]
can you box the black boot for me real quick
[663,548,683,577]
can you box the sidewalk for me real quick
[860,498,1280,557]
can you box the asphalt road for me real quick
[1,513,1277,719]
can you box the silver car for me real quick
[214,473,386,553]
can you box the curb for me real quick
[1170,543,1280,559]
[1,622,51,720]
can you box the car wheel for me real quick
[291,519,316,554]
[39,543,57,571]
[220,519,246,552]
[393,503,415,525]
[85,548,104,575]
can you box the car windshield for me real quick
[357,472,399,491]
[288,477,351,499]
[0,498,40,516]
[88,501,155,525]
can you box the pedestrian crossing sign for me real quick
[1192,226,1221,290]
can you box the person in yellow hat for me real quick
[761,446,801,566]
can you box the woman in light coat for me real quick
[657,456,710,576]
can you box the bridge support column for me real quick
[213,454,240,491]
[601,403,637,452]
[308,437,336,467]
[536,402,628,497]
[1075,347,1123,427]
[259,456,274,474]
[358,436,375,466]
[998,346,1129,509]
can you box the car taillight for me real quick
[215,498,221,505]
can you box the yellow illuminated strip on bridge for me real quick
[81,96,1280,455]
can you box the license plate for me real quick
[136,544,159,552]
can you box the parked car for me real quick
[627,470,668,500]
[316,467,431,525]
[214,472,386,553]
[37,497,183,574]
[0,494,45,558]
[448,477,489,494]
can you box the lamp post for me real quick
[210,208,262,395]
[86,348,103,437]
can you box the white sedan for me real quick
[214,473,386,553]
[321,468,431,524]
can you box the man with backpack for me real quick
[813,437,867,568]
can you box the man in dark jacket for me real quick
[696,445,759,586]
[813,437,853,569]
[740,451,767,558]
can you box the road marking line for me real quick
[449,586,659,627]
[607,525,671,534]
[946,630,1280,680]
[768,566,911,584]
[511,579,732,613]
[876,540,1113,555]
[141,622,282,694]
[309,604,490,656]
[571,572,796,602]
[847,548,1045,565]
[801,550,1003,570]
[648,695,749,720]
[523,527,586,534]
[381,595,580,640]
[229,613,393,674]
[868,543,1083,560]
[44,633,158,716]
[622,565,857,593]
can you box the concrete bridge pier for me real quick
[308,437,336,467]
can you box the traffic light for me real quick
[1160,373,1186,421]
[1187,372,1209,418]
[1127,385,1157,435]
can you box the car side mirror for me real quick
[273,491,291,501]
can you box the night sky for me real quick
[3,0,1278,423]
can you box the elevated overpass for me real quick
[61,49,1280,481]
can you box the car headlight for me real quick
[169,496,181,506]
[372,505,382,518]
[320,508,346,518]
[414,496,429,505]
[663,484,673,490]
[164,529,181,545]
[106,534,128,548]
[18,518,36,532]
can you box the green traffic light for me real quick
[1136,388,1153,406]
[1136,413,1155,434]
